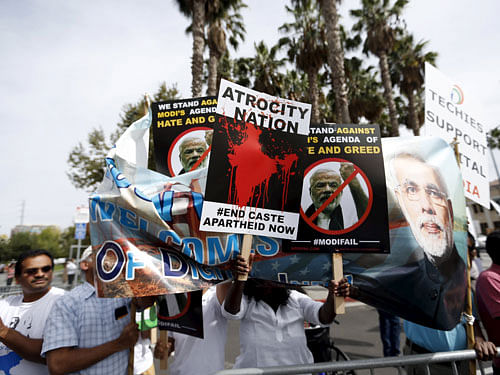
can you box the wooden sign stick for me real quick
[332,253,345,314]
[160,330,168,371]
[238,234,253,281]
[127,302,137,375]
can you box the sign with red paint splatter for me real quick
[152,97,217,178]
[200,81,310,240]
[284,123,390,253]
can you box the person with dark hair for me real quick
[0,249,64,374]
[476,231,500,374]
[222,255,350,370]
[42,246,142,375]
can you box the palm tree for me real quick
[206,0,246,95]
[319,0,351,123]
[175,0,206,97]
[391,32,437,135]
[279,0,327,124]
[250,41,286,96]
[351,0,408,136]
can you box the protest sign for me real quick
[157,290,203,338]
[284,123,389,253]
[152,97,216,177]
[199,80,311,240]
[423,62,489,208]
[90,105,465,330]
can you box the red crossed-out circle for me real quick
[301,158,373,235]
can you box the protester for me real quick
[468,232,482,290]
[154,282,232,374]
[42,246,143,375]
[65,258,77,287]
[377,309,401,357]
[476,230,500,374]
[0,249,64,374]
[221,255,350,369]
[5,261,15,286]
[403,310,497,374]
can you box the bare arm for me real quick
[0,318,44,363]
[318,278,350,325]
[473,320,498,361]
[223,255,250,315]
[46,320,138,375]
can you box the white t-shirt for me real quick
[0,287,65,375]
[168,286,227,375]
[66,261,77,276]
[222,290,323,369]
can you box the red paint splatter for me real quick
[223,118,298,210]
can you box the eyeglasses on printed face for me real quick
[24,265,53,276]
[396,182,447,206]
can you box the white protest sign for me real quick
[423,63,489,208]
[216,79,311,136]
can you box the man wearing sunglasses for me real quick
[0,249,64,374]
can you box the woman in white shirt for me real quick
[222,255,350,370]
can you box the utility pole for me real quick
[19,200,25,225]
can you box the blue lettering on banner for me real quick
[207,234,239,263]
[158,229,183,247]
[134,187,152,202]
[152,191,174,222]
[119,207,138,230]
[182,237,204,261]
[192,192,203,218]
[126,251,145,280]
[90,196,115,222]
[255,236,279,256]
[105,158,131,189]
[96,241,125,282]
[159,249,189,278]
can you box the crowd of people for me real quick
[0,232,498,374]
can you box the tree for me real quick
[67,83,179,192]
[279,0,327,124]
[351,0,408,136]
[206,0,246,95]
[391,32,437,135]
[176,0,206,97]
[319,0,351,123]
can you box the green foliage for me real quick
[488,127,500,149]
[5,227,66,261]
[67,83,179,192]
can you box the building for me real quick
[468,180,500,235]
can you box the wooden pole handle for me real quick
[238,234,253,281]
[160,330,168,370]
[332,253,345,315]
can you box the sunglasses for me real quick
[24,265,53,276]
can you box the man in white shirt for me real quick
[0,249,64,375]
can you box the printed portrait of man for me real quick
[389,152,466,328]
[178,137,208,174]
[352,148,466,330]
[302,162,369,232]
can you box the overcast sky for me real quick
[1,0,499,236]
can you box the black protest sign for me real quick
[284,123,389,253]
[152,97,217,176]
[157,290,203,338]
[199,80,311,240]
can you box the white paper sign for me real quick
[423,63,489,208]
